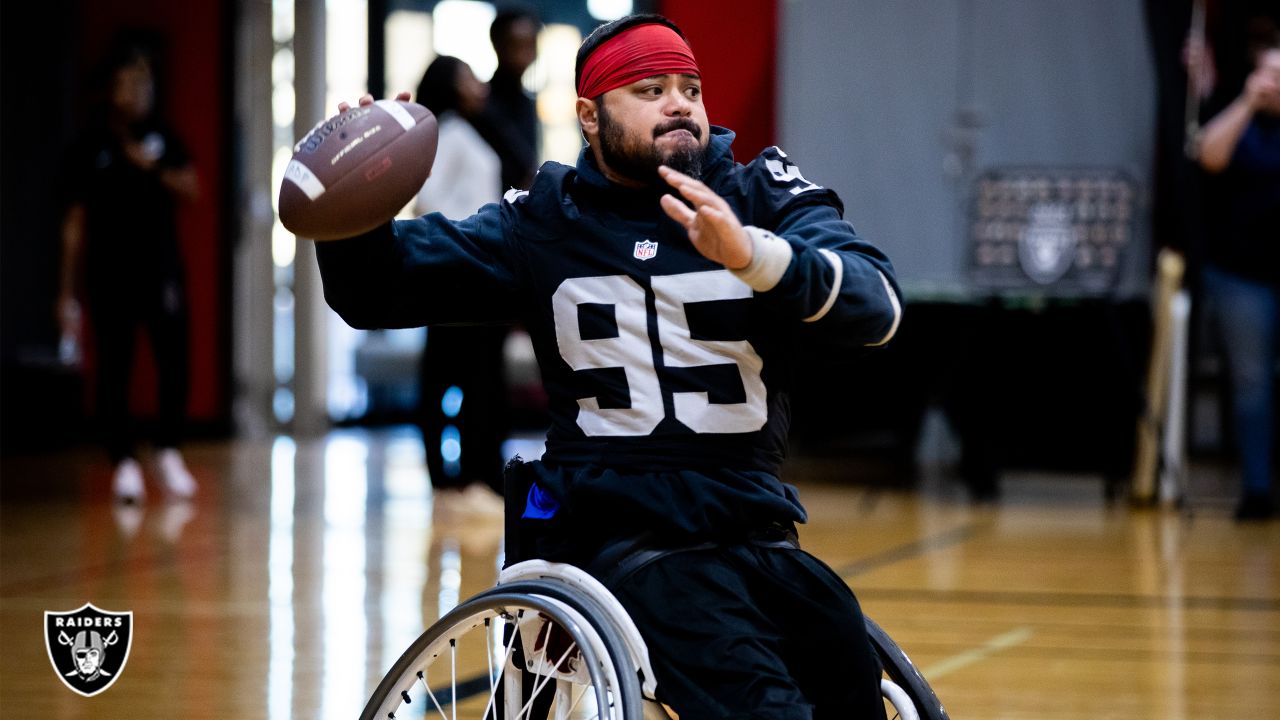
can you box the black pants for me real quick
[610,543,886,720]
[503,468,886,720]
[89,275,189,464]
[417,325,510,492]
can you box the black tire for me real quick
[865,616,949,720]
[360,582,644,720]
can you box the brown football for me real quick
[278,100,438,241]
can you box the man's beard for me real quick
[597,102,705,185]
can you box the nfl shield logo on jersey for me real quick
[633,239,658,261]
[45,603,133,697]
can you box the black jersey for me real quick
[317,126,901,538]
[1204,116,1280,285]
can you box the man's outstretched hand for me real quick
[659,165,753,271]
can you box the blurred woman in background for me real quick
[413,55,508,518]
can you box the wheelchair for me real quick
[360,558,949,719]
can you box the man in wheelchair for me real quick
[318,13,902,719]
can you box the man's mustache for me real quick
[653,119,702,139]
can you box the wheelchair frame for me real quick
[361,559,948,720]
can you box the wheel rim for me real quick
[361,592,626,720]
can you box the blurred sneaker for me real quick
[156,448,198,499]
[112,458,146,504]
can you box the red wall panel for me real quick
[659,0,778,161]
[76,0,227,424]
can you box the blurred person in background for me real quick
[414,56,501,219]
[56,28,200,504]
[476,2,542,193]
[477,2,550,431]
[413,55,507,517]
[411,1,546,520]
[1193,16,1280,521]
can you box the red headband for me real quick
[577,23,700,100]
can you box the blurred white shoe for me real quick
[155,448,198,499]
[112,458,146,504]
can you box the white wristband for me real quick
[732,226,793,292]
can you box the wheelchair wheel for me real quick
[361,582,643,720]
[865,617,950,720]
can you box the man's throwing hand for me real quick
[336,91,412,114]
[659,165,753,270]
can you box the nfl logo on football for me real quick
[633,239,658,261]
[44,603,134,697]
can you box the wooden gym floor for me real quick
[1,426,1276,719]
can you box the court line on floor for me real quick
[835,522,988,581]
[920,626,1034,680]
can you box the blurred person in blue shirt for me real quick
[1195,17,1280,521]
